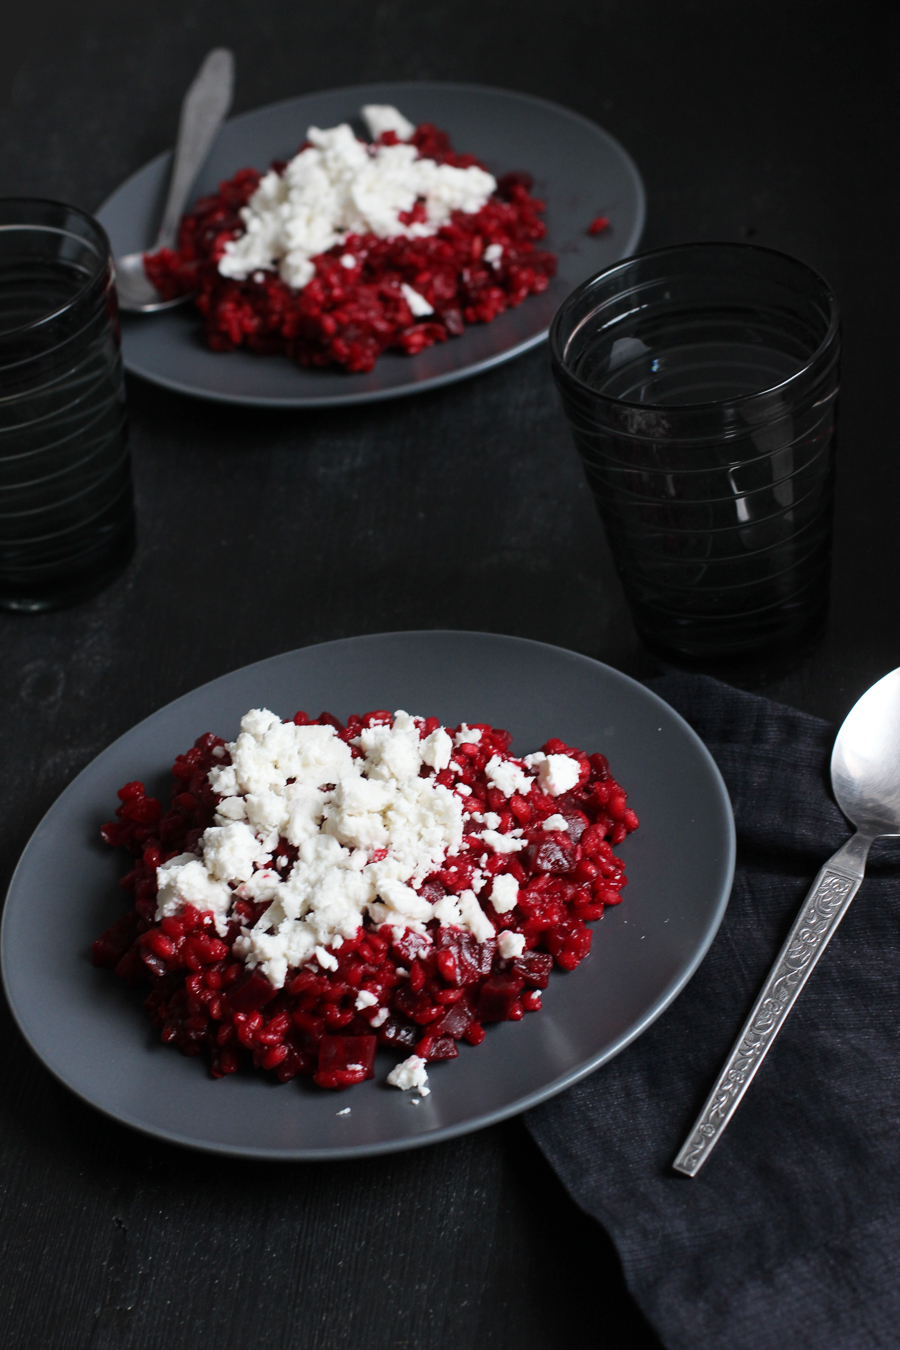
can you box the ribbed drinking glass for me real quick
[0,199,135,611]
[550,243,840,668]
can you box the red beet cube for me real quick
[377,1016,418,1050]
[526,835,578,876]
[390,928,434,965]
[511,950,553,989]
[225,970,279,1013]
[315,1034,376,1088]
[433,997,475,1039]
[434,928,496,984]
[478,972,526,1022]
[420,1036,458,1062]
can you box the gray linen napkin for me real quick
[526,673,900,1350]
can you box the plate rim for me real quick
[1,630,734,1161]
[98,79,646,409]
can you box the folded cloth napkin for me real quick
[526,673,900,1350]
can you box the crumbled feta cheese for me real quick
[489,872,520,914]
[219,113,496,292]
[542,814,569,831]
[214,795,248,822]
[497,930,526,959]
[400,282,434,316]
[160,708,567,992]
[361,103,416,142]
[336,1107,352,1115]
[432,894,462,926]
[524,753,581,797]
[421,726,452,772]
[203,821,270,883]
[485,755,533,800]
[212,745,226,758]
[370,1007,389,1028]
[387,1054,430,1094]
[454,724,482,747]
[456,783,472,796]
[340,253,356,268]
[480,828,526,854]
[484,242,503,266]
[458,889,496,942]
[209,764,238,796]
[155,854,233,933]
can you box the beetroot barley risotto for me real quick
[143,103,557,374]
[93,706,639,1096]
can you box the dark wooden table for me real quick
[2,3,897,1346]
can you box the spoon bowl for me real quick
[831,667,900,838]
[115,251,192,313]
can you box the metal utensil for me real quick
[673,666,900,1177]
[114,48,234,313]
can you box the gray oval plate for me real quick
[1,632,733,1160]
[96,81,645,407]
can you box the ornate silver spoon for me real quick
[673,666,900,1176]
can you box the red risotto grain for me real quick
[93,711,638,1091]
[143,123,557,374]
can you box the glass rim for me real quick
[0,198,112,343]
[550,241,841,413]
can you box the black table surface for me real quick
[2,3,898,1347]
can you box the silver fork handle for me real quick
[672,831,872,1177]
[155,48,234,251]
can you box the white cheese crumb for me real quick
[387,1054,430,1094]
[361,103,416,142]
[315,945,339,971]
[421,726,452,772]
[489,872,520,914]
[155,854,232,934]
[454,725,482,747]
[497,930,526,959]
[481,828,526,854]
[484,242,503,266]
[458,889,495,942]
[370,1007,389,1027]
[456,783,472,796]
[400,283,434,316]
[483,812,502,830]
[355,989,379,1010]
[485,755,533,800]
[336,1107,351,1115]
[542,814,569,831]
[340,253,356,268]
[212,745,226,758]
[524,752,581,797]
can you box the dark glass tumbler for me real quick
[0,199,135,611]
[550,243,840,668]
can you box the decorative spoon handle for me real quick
[672,831,872,1177]
[155,48,234,251]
